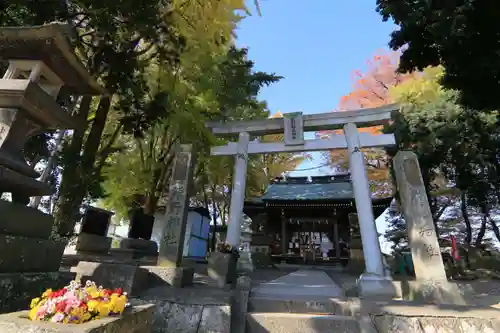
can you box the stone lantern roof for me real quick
[0,22,106,95]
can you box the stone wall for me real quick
[131,287,231,333]
[365,300,500,333]
[374,314,500,332]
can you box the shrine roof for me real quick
[0,22,106,95]
[259,175,391,202]
[261,180,352,201]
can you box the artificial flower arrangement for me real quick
[28,280,128,324]
[217,242,240,258]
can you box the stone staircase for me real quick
[246,295,376,333]
[245,269,376,332]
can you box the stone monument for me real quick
[75,206,114,255]
[153,144,196,287]
[393,151,465,305]
[0,23,105,313]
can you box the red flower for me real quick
[103,289,113,297]
[113,288,123,295]
[79,301,88,310]
[49,288,67,298]
[55,301,66,313]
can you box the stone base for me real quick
[108,248,158,265]
[72,261,149,296]
[75,233,111,254]
[237,251,254,273]
[399,279,466,305]
[0,271,75,314]
[0,235,66,273]
[357,273,398,299]
[0,200,54,239]
[119,238,158,254]
[208,252,237,289]
[0,304,155,333]
[142,266,194,288]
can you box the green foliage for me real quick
[376,0,500,110]
[385,65,500,249]
[100,41,282,217]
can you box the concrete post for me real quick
[344,122,385,276]
[344,123,395,297]
[225,132,250,247]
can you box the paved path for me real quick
[251,269,343,299]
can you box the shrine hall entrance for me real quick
[270,217,350,266]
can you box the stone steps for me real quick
[246,312,374,333]
[248,295,357,315]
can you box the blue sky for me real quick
[235,0,397,176]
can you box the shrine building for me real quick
[243,174,392,265]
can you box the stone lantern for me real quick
[0,23,106,313]
[0,23,106,204]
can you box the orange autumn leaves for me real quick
[335,50,416,135]
[324,50,415,197]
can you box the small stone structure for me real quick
[75,206,114,254]
[0,304,155,333]
[237,216,255,273]
[346,213,365,274]
[0,23,105,313]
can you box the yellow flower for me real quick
[28,306,38,321]
[97,303,111,317]
[87,300,100,312]
[82,312,92,322]
[30,297,40,309]
[41,289,52,298]
[89,291,101,299]
[112,296,127,314]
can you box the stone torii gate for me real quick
[206,104,398,295]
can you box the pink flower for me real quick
[36,304,48,318]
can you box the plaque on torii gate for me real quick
[283,112,304,145]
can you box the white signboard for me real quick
[283,112,304,145]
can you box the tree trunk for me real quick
[475,214,488,247]
[489,217,500,243]
[144,195,158,216]
[460,193,473,246]
[52,96,93,238]
[460,192,472,268]
[53,96,112,238]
